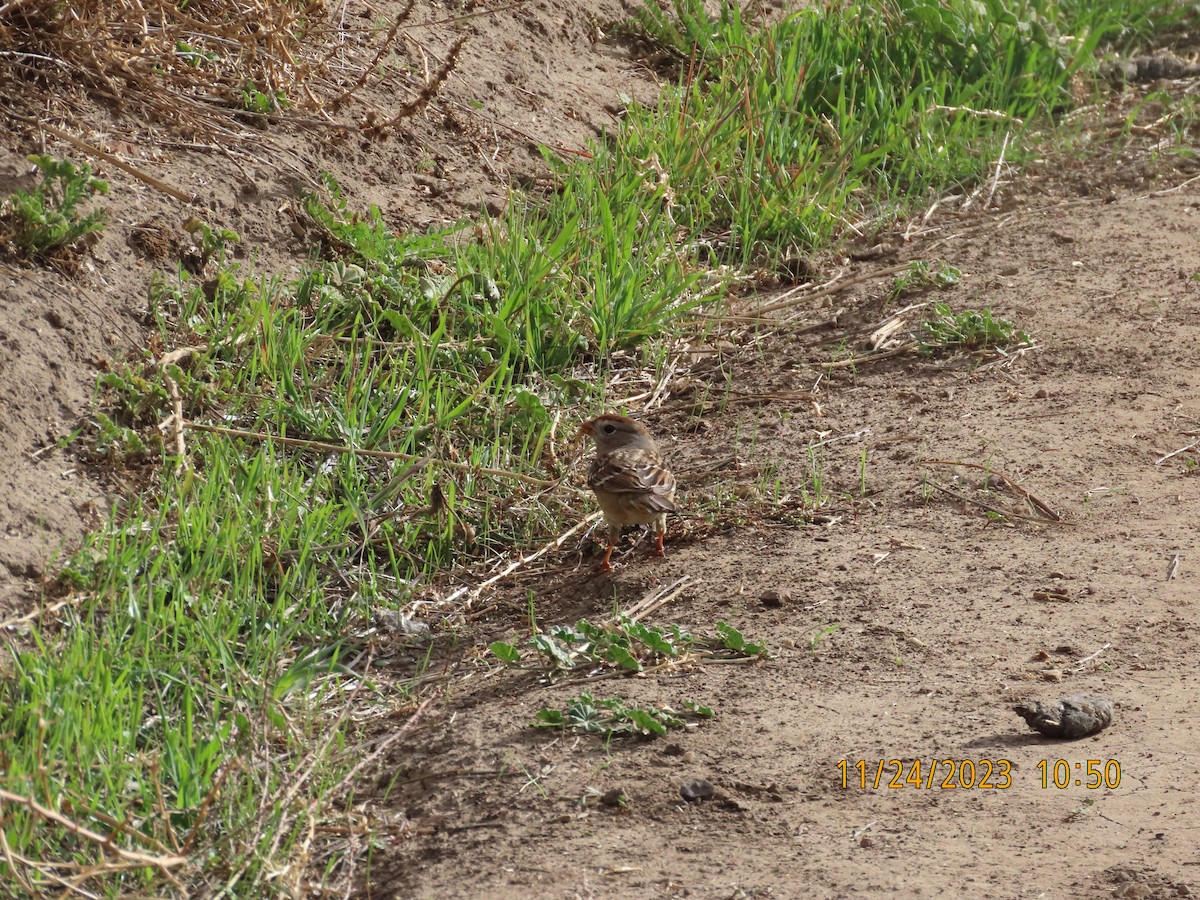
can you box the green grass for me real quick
[2,0,1196,894]
[609,0,1080,266]
[0,154,109,258]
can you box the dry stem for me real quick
[0,788,187,872]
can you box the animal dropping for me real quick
[1013,694,1114,739]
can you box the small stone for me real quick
[680,778,715,802]
[1041,668,1064,683]
[859,837,875,849]
[1034,388,1050,399]
[760,589,790,608]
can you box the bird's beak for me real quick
[578,419,595,438]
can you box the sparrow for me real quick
[578,413,677,572]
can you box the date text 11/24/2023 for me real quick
[837,759,1122,790]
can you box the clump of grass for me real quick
[535,692,714,739]
[919,303,1030,354]
[613,0,743,68]
[608,0,1198,268]
[0,154,108,258]
[1054,0,1197,51]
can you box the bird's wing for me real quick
[589,449,677,511]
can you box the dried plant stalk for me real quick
[0,0,459,140]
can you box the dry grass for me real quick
[0,0,452,140]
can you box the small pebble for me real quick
[760,589,790,608]
[680,777,715,802]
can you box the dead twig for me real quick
[369,37,466,133]
[1155,438,1200,465]
[985,130,1011,209]
[0,592,90,631]
[409,0,532,30]
[6,113,197,204]
[921,459,1066,523]
[158,372,188,464]
[1071,643,1112,673]
[927,105,1024,124]
[925,481,1067,527]
[623,575,693,622]
[809,429,872,450]
[727,262,911,322]
[329,0,415,110]
[384,769,507,789]
[325,697,436,804]
[442,513,602,605]
[0,789,187,872]
[825,341,917,370]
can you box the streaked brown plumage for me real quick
[579,413,677,572]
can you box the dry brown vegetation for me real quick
[0,0,460,140]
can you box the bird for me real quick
[578,413,677,572]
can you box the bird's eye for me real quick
[602,423,616,435]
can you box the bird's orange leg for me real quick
[653,529,666,558]
[600,539,616,573]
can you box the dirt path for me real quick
[368,186,1200,898]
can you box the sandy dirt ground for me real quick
[2,2,1198,898]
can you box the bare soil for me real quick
[3,2,1199,897]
